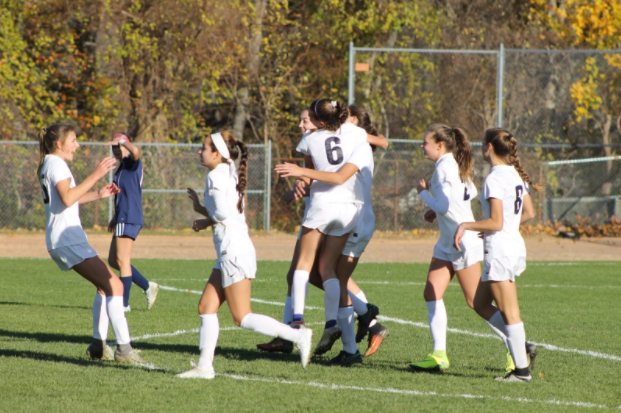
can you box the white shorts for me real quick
[49,243,98,272]
[302,202,360,237]
[433,244,483,271]
[214,253,257,289]
[482,256,527,282]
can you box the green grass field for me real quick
[1,258,620,412]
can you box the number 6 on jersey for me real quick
[324,137,344,165]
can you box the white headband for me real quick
[211,133,230,160]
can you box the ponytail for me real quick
[37,123,76,177]
[484,128,544,192]
[234,140,248,213]
[425,124,474,182]
[452,128,474,183]
[309,99,349,131]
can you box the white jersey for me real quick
[419,153,480,253]
[40,154,88,251]
[480,165,529,258]
[204,163,255,261]
[304,122,367,204]
[347,143,375,236]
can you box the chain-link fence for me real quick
[0,141,271,231]
[347,44,621,226]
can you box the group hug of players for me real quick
[38,98,539,382]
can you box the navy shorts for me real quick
[114,223,142,240]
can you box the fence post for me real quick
[264,139,272,232]
[348,41,356,105]
[496,43,505,128]
[108,145,113,223]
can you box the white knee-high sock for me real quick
[106,296,131,345]
[323,279,340,322]
[427,299,447,351]
[349,290,368,315]
[198,314,219,370]
[240,313,302,343]
[506,322,529,370]
[337,306,357,354]
[487,310,509,348]
[292,270,309,316]
[283,296,293,325]
[92,293,109,341]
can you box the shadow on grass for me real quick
[0,329,92,345]
[0,349,168,373]
[0,300,91,310]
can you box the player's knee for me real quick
[464,296,476,310]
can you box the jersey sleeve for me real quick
[48,159,73,187]
[483,176,506,200]
[419,180,451,215]
[346,143,372,172]
[205,169,231,222]
[296,132,310,155]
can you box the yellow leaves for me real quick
[570,57,603,121]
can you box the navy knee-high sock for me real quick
[131,265,149,291]
[120,277,132,307]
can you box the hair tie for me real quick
[43,127,47,133]
[331,101,337,107]
[313,99,323,121]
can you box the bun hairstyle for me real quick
[208,130,249,213]
[309,99,349,131]
[483,127,543,192]
[426,124,474,183]
[348,104,378,151]
[37,123,76,177]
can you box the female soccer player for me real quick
[106,133,159,312]
[38,123,146,365]
[285,99,382,365]
[176,131,313,379]
[274,105,389,360]
[454,127,540,382]
[408,124,486,371]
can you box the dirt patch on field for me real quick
[2,232,620,262]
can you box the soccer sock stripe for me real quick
[427,299,447,352]
[198,313,219,370]
[92,293,108,341]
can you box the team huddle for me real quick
[37,98,540,382]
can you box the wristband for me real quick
[118,139,127,146]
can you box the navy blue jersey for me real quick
[113,156,144,225]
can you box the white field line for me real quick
[216,373,613,410]
[160,284,621,362]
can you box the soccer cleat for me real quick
[355,303,380,343]
[295,326,313,369]
[495,370,532,383]
[114,348,148,365]
[526,342,538,371]
[326,350,363,366]
[364,323,389,357]
[176,361,215,379]
[313,325,342,355]
[409,354,450,371]
[124,305,131,313]
[256,338,294,354]
[505,350,516,374]
[290,320,305,329]
[145,282,160,310]
[86,341,115,361]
